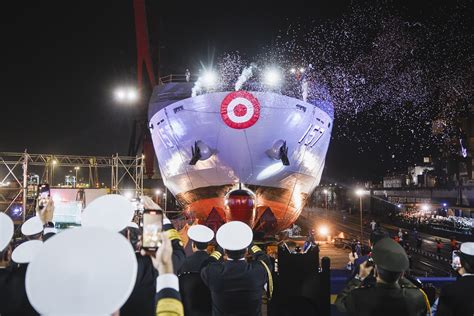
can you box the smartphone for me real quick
[37,184,50,210]
[452,251,462,270]
[142,209,163,252]
[366,257,375,267]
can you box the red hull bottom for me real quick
[176,185,308,234]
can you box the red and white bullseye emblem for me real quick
[220,91,260,129]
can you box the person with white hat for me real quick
[179,224,214,274]
[81,194,136,232]
[436,242,474,315]
[178,224,214,316]
[21,216,44,240]
[120,195,185,316]
[1,239,43,316]
[0,213,13,256]
[201,221,273,316]
[42,221,57,241]
[25,227,138,315]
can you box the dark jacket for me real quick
[335,277,427,316]
[436,275,474,316]
[121,221,185,316]
[179,250,210,274]
[179,251,212,316]
[121,255,158,316]
[201,245,272,316]
[0,264,38,316]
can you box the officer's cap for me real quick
[216,221,252,251]
[0,213,13,251]
[21,216,44,236]
[371,237,409,272]
[82,194,135,232]
[127,222,139,229]
[188,224,214,243]
[26,227,137,315]
[459,242,474,263]
[12,240,43,264]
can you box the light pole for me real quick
[323,189,329,217]
[155,189,162,205]
[114,87,139,104]
[74,166,80,188]
[355,189,367,241]
[51,159,58,186]
[163,192,167,213]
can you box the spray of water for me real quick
[235,64,256,91]
[191,78,203,97]
[302,79,308,102]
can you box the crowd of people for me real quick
[396,212,474,236]
[341,228,474,316]
[0,193,473,315]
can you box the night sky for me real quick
[1,0,471,182]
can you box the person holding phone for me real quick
[140,196,185,274]
[121,196,185,316]
[149,232,184,316]
[35,184,54,226]
[335,238,428,316]
[436,242,474,316]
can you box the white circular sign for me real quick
[220,91,260,129]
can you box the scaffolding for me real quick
[0,152,144,222]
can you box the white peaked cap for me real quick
[460,242,474,256]
[82,194,135,232]
[216,221,253,251]
[188,225,214,243]
[0,213,14,251]
[21,216,44,236]
[128,222,139,229]
[26,227,137,315]
[43,227,57,235]
[12,240,43,264]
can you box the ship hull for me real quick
[148,87,332,233]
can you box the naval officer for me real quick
[201,221,273,316]
[179,224,214,274]
[178,224,214,315]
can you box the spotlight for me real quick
[290,68,296,74]
[114,88,126,101]
[263,68,282,87]
[114,87,139,103]
[319,225,329,236]
[299,67,305,73]
[126,88,138,102]
[202,70,217,87]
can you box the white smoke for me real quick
[302,79,308,102]
[191,77,203,97]
[235,64,256,91]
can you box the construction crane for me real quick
[128,0,159,180]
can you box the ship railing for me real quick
[159,74,198,84]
